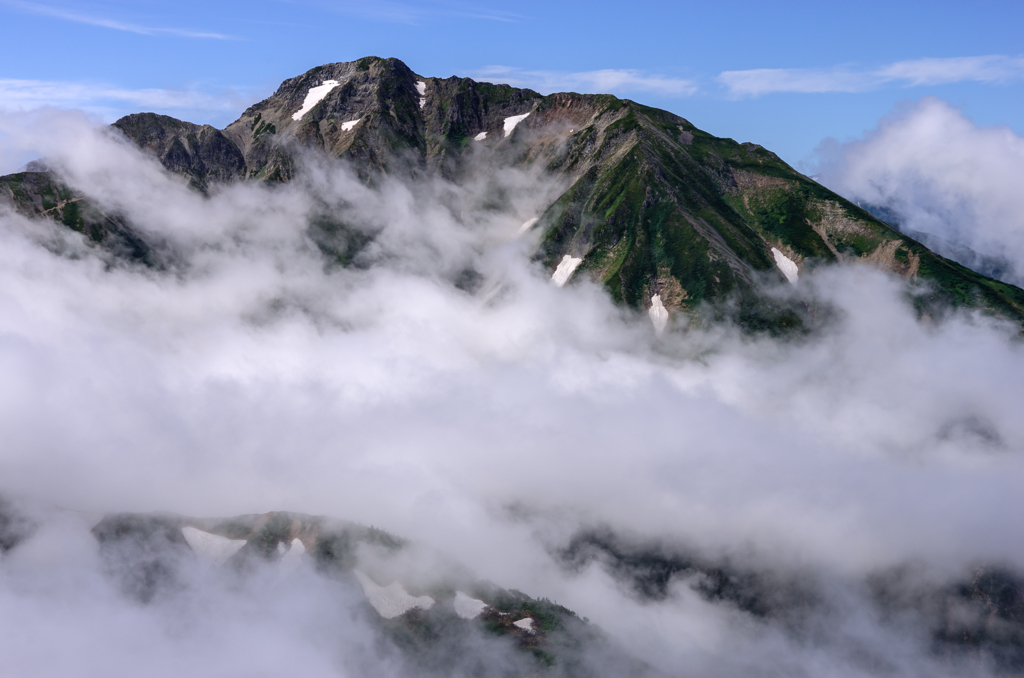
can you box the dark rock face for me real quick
[112,113,246,191]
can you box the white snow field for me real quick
[341,118,361,132]
[181,526,247,566]
[474,131,488,141]
[292,80,340,121]
[649,294,669,334]
[416,81,427,108]
[513,617,535,631]
[453,591,488,619]
[771,247,799,284]
[503,112,531,138]
[353,570,435,619]
[516,217,539,236]
[551,255,582,287]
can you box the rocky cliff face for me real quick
[113,113,246,191]
[5,56,1024,330]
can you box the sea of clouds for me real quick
[0,106,1022,677]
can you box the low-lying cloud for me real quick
[1,110,1023,676]
[817,97,1024,283]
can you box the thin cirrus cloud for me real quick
[1,0,236,39]
[278,0,522,24]
[471,66,698,97]
[718,54,1024,97]
[0,78,248,117]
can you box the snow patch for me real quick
[341,118,361,132]
[416,81,427,109]
[771,247,799,284]
[354,570,435,619]
[513,617,535,631]
[474,131,487,141]
[292,80,340,121]
[454,591,488,619]
[503,112,531,138]
[551,254,582,287]
[181,527,246,566]
[649,294,669,334]
[516,217,538,236]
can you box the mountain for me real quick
[3,55,1024,331]
[2,498,1021,674]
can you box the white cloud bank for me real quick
[0,110,1023,676]
[719,54,1024,96]
[817,97,1024,282]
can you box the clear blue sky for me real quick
[1,0,1022,169]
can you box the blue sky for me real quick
[1,0,1022,168]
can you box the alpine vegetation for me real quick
[1,57,1024,678]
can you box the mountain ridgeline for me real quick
[3,55,1024,330]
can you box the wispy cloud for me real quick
[471,67,698,97]
[719,55,1024,97]
[2,0,236,39]
[0,78,251,120]
[275,0,522,25]
[877,55,1024,85]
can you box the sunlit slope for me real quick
[6,56,1024,326]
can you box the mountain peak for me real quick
[8,59,1024,330]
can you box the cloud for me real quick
[0,78,248,114]
[471,66,698,97]
[0,80,260,155]
[816,97,1024,283]
[719,54,1024,97]
[1,110,1024,675]
[278,0,522,24]
[1,0,236,39]
[878,55,1024,85]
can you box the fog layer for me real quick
[1,109,1022,677]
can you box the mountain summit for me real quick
[4,56,1024,328]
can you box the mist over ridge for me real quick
[1,58,1023,677]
